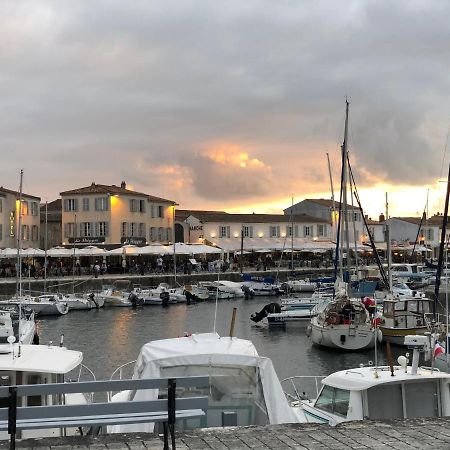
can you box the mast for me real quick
[72,214,76,294]
[44,201,48,293]
[386,193,393,292]
[341,100,351,282]
[349,170,360,277]
[290,196,294,272]
[434,162,450,319]
[16,170,24,298]
[326,153,336,241]
[173,206,177,284]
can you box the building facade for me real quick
[40,199,62,249]
[0,187,41,249]
[60,182,176,246]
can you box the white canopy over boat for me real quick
[111,333,298,433]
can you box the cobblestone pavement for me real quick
[4,418,450,450]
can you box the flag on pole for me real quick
[434,342,445,358]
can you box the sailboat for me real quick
[307,101,381,351]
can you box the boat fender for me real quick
[306,325,312,337]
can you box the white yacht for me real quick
[0,305,36,345]
[0,343,93,440]
[307,295,381,351]
[108,333,299,433]
[199,281,236,300]
[288,335,450,425]
[98,282,133,307]
[283,279,317,293]
[0,295,69,316]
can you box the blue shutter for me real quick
[105,197,109,211]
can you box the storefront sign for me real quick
[9,211,15,237]
[121,237,147,245]
[69,237,106,244]
[189,225,203,231]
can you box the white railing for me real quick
[107,360,137,401]
[280,375,326,402]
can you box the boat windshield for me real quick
[159,364,269,428]
[314,385,350,418]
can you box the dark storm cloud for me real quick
[0,0,449,205]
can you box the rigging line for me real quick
[439,123,450,182]
[347,154,390,289]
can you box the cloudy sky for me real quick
[1,0,450,218]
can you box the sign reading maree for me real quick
[69,237,106,244]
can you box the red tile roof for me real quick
[0,186,40,200]
[60,183,176,204]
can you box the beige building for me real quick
[0,187,41,249]
[60,182,176,246]
[40,199,62,249]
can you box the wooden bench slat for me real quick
[0,376,210,398]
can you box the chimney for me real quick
[121,181,126,189]
[364,214,368,221]
[379,213,385,222]
[422,211,426,220]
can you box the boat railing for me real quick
[66,363,97,402]
[280,375,326,402]
[108,360,137,401]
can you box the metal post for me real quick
[44,200,48,293]
[8,386,17,450]
[239,226,244,274]
[168,378,176,450]
[229,307,237,338]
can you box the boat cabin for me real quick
[382,297,432,330]
[320,299,369,327]
[301,366,450,425]
[0,344,84,439]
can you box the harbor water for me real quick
[34,295,400,394]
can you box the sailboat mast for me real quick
[434,162,450,318]
[342,100,351,278]
[173,206,177,284]
[290,196,294,272]
[16,170,24,298]
[386,193,392,292]
[326,153,336,241]
[44,201,48,293]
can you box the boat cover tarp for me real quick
[110,333,298,433]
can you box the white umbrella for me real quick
[76,246,107,257]
[21,248,46,257]
[138,245,173,255]
[106,245,141,256]
[46,247,74,258]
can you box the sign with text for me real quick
[69,237,105,244]
[120,237,147,245]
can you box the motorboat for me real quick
[283,279,317,293]
[108,333,299,433]
[198,281,235,300]
[241,275,283,297]
[267,298,331,327]
[59,293,100,311]
[215,280,245,298]
[285,335,450,425]
[0,295,69,316]
[379,296,434,345]
[0,305,36,345]
[136,283,175,305]
[98,281,135,307]
[0,343,94,440]
[307,293,381,351]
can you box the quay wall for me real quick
[7,418,450,449]
[0,268,333,296]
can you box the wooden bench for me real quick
[0,376,209,450]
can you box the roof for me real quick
[0,344,82,373]
[286,198,359,211]
[323,366,450,391]
[0,187,40,201]
[176,209,229,222]
[391,216,444,226]
[60,183,176,204]
[188,213,330,224]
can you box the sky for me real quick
[1,0,450,219]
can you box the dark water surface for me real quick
[35,297,399,386]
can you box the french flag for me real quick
[434,342,445,358]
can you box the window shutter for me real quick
[74,199,78,211]
[94,222,99,237]
[64,223,68,238]
[105,197,109,211]
[0,224,2,241]
[105,222,109,237]
[249,226,253,238]
[227,226,230,238]
[63,199,68,212]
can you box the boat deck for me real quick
[8,417,450,449]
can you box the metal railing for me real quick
[108,360,137,401]
[280,375,326,403]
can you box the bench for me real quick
[0,375,209,450]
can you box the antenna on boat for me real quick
[60,333,64,347]
[44,200,48,293]
[213,261,221,333]
[386,193,393,293]
[326,153,336,242]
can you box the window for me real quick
[158,205,164,218]
[219,226,230,238]
[139,223,145,237]
[95,197,108,211]
[21,201,29,215]
[83,198,90,211]
[167,227,172,242]
[315,386,350,418]
[31,202,39,216]
[158,227,164,241]
[26,374,42,407]
[270,226,280,238]
[31,225,39,241]
[21,225,29,240]
[243,226,253,238]
[286,225,294,237]
[97,222,108,237]
[0,199,2,213]
[0,224,2,241]
[121,222,128,237]
[64,198,78,212]
[130,199,138,212]
[139,199,146,213]
[354,230,359,242]
[81,222,92,237]
[352,212,360,221]
[425,229,434,241]
[304,226,311,237]
[317,224,327,237]
[130,222,136,237]
[64,222,75,238]
[150,227,157,241]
